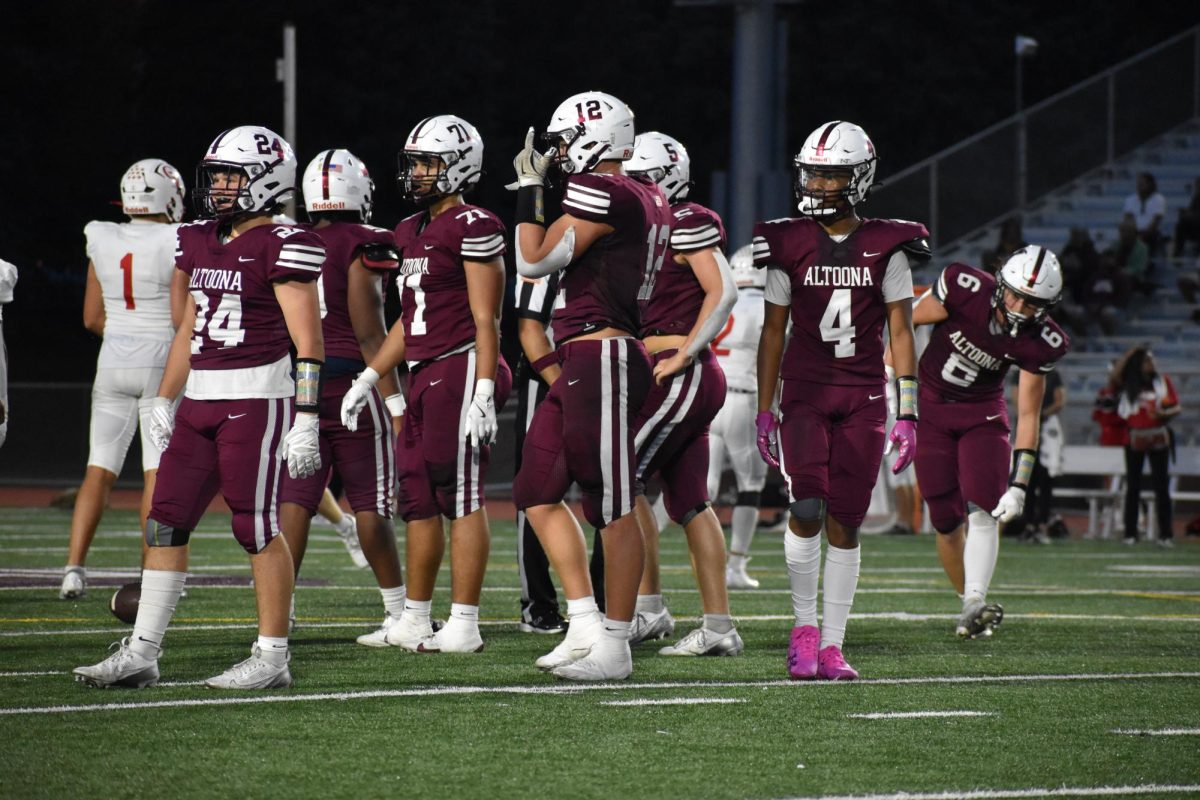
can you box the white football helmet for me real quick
[195,125,297,218]
[545,91,635,176]
[793,121,877,219]
[121,159,186,222]
[302,149,374,223]
[995,245,1063,336]
[729,244,765,289]
[398,115,484,203]
[624,132,691,203]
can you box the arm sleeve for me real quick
[561,175,614,222]
[764,267,791,306]
[881,250,914,303]
[270,228,324,283]
[459,212,507,261]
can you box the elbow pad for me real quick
[516,226,575,278]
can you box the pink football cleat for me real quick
[817,645,859,681]
[787,625,820,680]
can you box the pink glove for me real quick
[885,418,917,474]
[756,412,780,468]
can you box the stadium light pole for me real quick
[1015,34,1038,210]
[278,23,298,219]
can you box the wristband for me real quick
[530,352,559,373]
[474,378,495,399]
[295,358,323,414]
[384,393,406,418]
[896,375,919,421]
[357,366,381,387]
[1010,448,1037,488]
[516,185,545,226]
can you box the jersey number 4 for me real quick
[819,289,857,358]
[191,291,246,353]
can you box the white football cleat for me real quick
[335,516,369,569]
[956,598,1004,639]
[59,566,87,600]
[629,607,675,644]
[73,637,159,689]
[416,619,484,653]
[356,614,403,647]
[389,614,437,652]
[552,634,632,681]
[725,558,760,590]
[204,646,293,689]
[536,614,604,671]
[659,626,745,657]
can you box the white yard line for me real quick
[848,710,994,719]
[1112,727,1200,736]
[0,670,65,677]
[773,784,1200,800]
[601,697,746,707]
[2,671,1197,716]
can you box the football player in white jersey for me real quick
[60,160,186,600]
[707,245,767,589]
[0,258,16,450]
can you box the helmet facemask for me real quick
[793,162,871,221]
[992,280,1056,337]
[397,149,479,206]
[194,162,256,219]
[543,126,611,180]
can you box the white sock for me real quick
[821,545,861,649]
[257,635,289,666]
[566,596,600,623]
[784,532,821,627]
[130,569,186,660]
[602,618,631,641]
[380,585,405,618]
[704,613,734,634]
[730,505,759,556]
[449,603,479,626]
[403,598,432,622]
[963,510,999,603]
[635,594,664,614]
[333,514,354,535]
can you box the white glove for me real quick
[283,412,321,479]
[506,127,555,190]
[341,367,379,432]
[147,396,175,453]
[464,378,497,447]
[991,485,1026,523]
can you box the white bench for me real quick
[1057,445,1200,538]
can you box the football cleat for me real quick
[59,566,86,600]
[551,635,632,681]
[629,607,675,645]
[725,559,760,590]
[356,613,403,648]
[73,638,159,689]
[335,516,369,569]
[956,600,1004,639]
[536,614,604,671]
[415,619,484,654]
[518,609,568,635]
[388,614,438,652]
[816,645,859,681]
[659,626,744,657]
[787,625,820,680]
[204,646,293,689]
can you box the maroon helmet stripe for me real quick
[1026,247,1046,289]
[815,121,841,156]
[321,150,335,200]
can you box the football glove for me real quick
[341,367,379,432]
[283,412,321,479]
[465,378,497,447]
[147,396,175,453]
[755,411,780,468]
[506,127,554,190]
[991,485,1026,523]
[884,418,917,474]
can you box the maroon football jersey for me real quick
[554,172,672,341]
[640,201,728,336]
[393,203,506,363]
[303,221,396,363]
[752,217,929,386]
[920,263,1070,401]
[176,219,323,370]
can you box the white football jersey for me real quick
[711,287,763,393]
[84,219,178,368]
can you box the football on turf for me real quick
[110,582,141,624]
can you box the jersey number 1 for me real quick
[120,253,135,310]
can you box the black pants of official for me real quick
[1124,446,1173,541]
[514,369,606,618]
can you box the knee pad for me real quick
[145,519,191,547]
[966,501,985,514]
[735,491,761,508]
[677,502,710,527]
[789,498,826,524]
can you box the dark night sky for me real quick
[2,0,1198,380]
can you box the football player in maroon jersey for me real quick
[622,132,744,657]
[74,126,325,690]
[510,90,671,681]
[276,149,409,644]
[754,121,929,681]
[899,246,1068,639]
[342,115,510,654]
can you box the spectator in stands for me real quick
[1110,219,1151,291]
[1122,172,1166,255]
[1111,347,1181,547]
[984,215,1027,273]
[1078,252,1127,335]
[1060,227,1101,303]
[1172,177,1200,258]
[1015,369,1067,542]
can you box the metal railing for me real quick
[868,25,1200,253]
